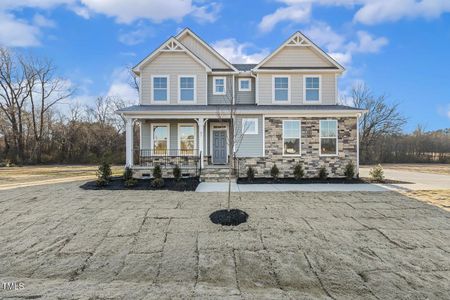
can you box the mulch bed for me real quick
[209,209,249,226]
[80,176,200,191]
[237,177,412,184]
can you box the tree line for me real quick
[0,49,133,165]
[0,49,449,166]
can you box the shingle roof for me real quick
[117,104,364,113]
[232,64,257,71]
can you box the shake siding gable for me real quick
[140,52,207,105]
[178,34,230,70]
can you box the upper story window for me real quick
[283,120,301,156]
[213,76,226,95]
[320,120,338,156]
[304,75,321,102]
[242,118,258,135]
[273,76,290,103]
[152,75,169,103]
[239,78,251,91]
[179,76,196,102]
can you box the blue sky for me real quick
[1,0,449,132]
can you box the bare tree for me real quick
[348,84,407,162]
[27,57,74,162]
[216,78,249,209]
[0,48,34,163]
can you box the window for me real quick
[151,124,169,155]
[304,75,321,102]
[179,76,195,102]
[213,76,226,95]
[152,76,169,102]
[242,118,258,135]
[283,120,301,155]
[178,124,196,155]
[239,78,251,91]
[320,120,338,156]
[273,76,289,102]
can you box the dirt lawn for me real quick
[0,182,449,299]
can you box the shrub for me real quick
[123,167,133,181]
[123,166,137,187]
[247,166,255,182]
[344,161,355,179]
[173,165,181,181]
[96,162,112,186]
[293,163,304,181]
[369,164,384,182]
[270,164,279,180]
[318,166,328,180]
[153,164,162,179]
[151,177,165,189]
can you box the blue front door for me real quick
[213,130,227,164]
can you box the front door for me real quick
[212,130,227,164]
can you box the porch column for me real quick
[196,118,207,168]
[125,117,134,167]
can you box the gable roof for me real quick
[176,28,239,72]
[132,36,212,74]
[253,31,345,72]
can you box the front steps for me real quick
[200,166,237,182]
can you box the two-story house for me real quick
[117,28,365,180]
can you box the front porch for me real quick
[124,116,234,179]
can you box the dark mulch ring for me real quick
[210,209,249,226]
[80,176,200,191]
[237,177,412,184]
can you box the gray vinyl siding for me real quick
[235,77,255,105]
[140,120,199,151]
[208,75,233,105]
[235,115,264,157]
[257,73,336,105]
[140,52,207,105]
[178,34,229,69]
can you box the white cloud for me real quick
[78,0,220,24]
[437,104,450,120]
[258,3,311,32]
[106,68,138,102]
[304,23,388,67]
[259,0,450,32]
[0,12,41,47]
[33,14,56,27]
[211,39,270,64]
[354,0,450,25]
[118,24,155,46]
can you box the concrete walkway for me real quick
[196,182,388,192]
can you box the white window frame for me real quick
[319,119,338,156]
[282,120,301,156]
[151,75,170,104]
[238,78,251,91]
[242,118,258,135]
[272,75,291,104]
[303,75,321,103]
[178,75,196,103]
[177,123,197,155]
[150,123,170,156]
[213,76,226,95]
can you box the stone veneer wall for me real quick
[237,117,357,178]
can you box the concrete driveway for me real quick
[1,181,449,299]
[360,166,450,190]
